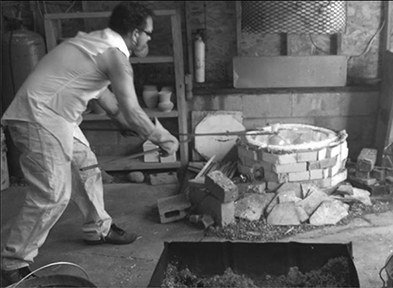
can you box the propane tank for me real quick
[2,24,46,115]
[1,23,46,179]
[194,34,205,83]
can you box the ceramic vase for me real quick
[143,85,158,109]
[158,90,174,112]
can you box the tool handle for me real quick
[80,147,161,171]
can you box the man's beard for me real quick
[134,43,149,58]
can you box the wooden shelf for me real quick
[45,9,189,171]
[130,56,174,64]
[97,156,181,171]
[82,108,178,122]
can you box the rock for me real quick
[295,205,309,223]
[309,200,349,225]
[267,202,301,225]
[276,182,303,198]
[266,186,303,215]
[127,171,145,183]
[235,193,274,221]
[296,185,331,216]
[278,190,302,203]
[333,182,354,196]
[344,187,372,206]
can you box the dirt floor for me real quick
[1,177,393,288]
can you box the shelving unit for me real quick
[44,10,189,171]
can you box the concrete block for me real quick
[233,56,347,88]
[355,170,370,179]
[157,194,192,224]
[356,148,377,172]
[296,151,318,162]
[273,162,307,174]
[205,170,238,203]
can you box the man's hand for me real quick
[147,119,179,156]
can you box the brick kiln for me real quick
[237,123,349,192]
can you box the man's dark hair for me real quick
[109,1,153,36]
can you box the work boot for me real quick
[1,266,36,287]
[84,224,138,245]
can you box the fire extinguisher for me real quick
[194,33,205,83]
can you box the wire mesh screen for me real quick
[242,1,347,34]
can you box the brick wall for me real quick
[191,86,380,161]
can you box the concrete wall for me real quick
[191,87,380,161]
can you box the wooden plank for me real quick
[235,1,242,55]
[184,1,194,76]
[233,56,347,88]
[44,11,111,20]
[171,13,189,170]
[129,56,173,64]
[44,18,58,51]
[97,156,181,171]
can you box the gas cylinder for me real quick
[2,25,46,115]
[1,24,46,179]
[194,34,205,83]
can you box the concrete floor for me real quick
[1,183,393,288]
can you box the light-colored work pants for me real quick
[1,121,112,270]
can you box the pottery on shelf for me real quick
[143,85,158,109]
[158,90,174,112]
[158,101,174,112]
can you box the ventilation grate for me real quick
[242,1,347,34]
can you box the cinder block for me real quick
[296,151,318,162]
[189,188,235,227]
[205,170,238,203]
[356,148,377,172]
[273,162,307,174]
[157,194,192,224]
[355,170,370,179]
[288,171,310,182]
[311,177,332,188]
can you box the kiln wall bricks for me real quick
[237,135,349,189]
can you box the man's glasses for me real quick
[140,29,153,37]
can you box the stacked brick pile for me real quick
[237,132,349,190]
